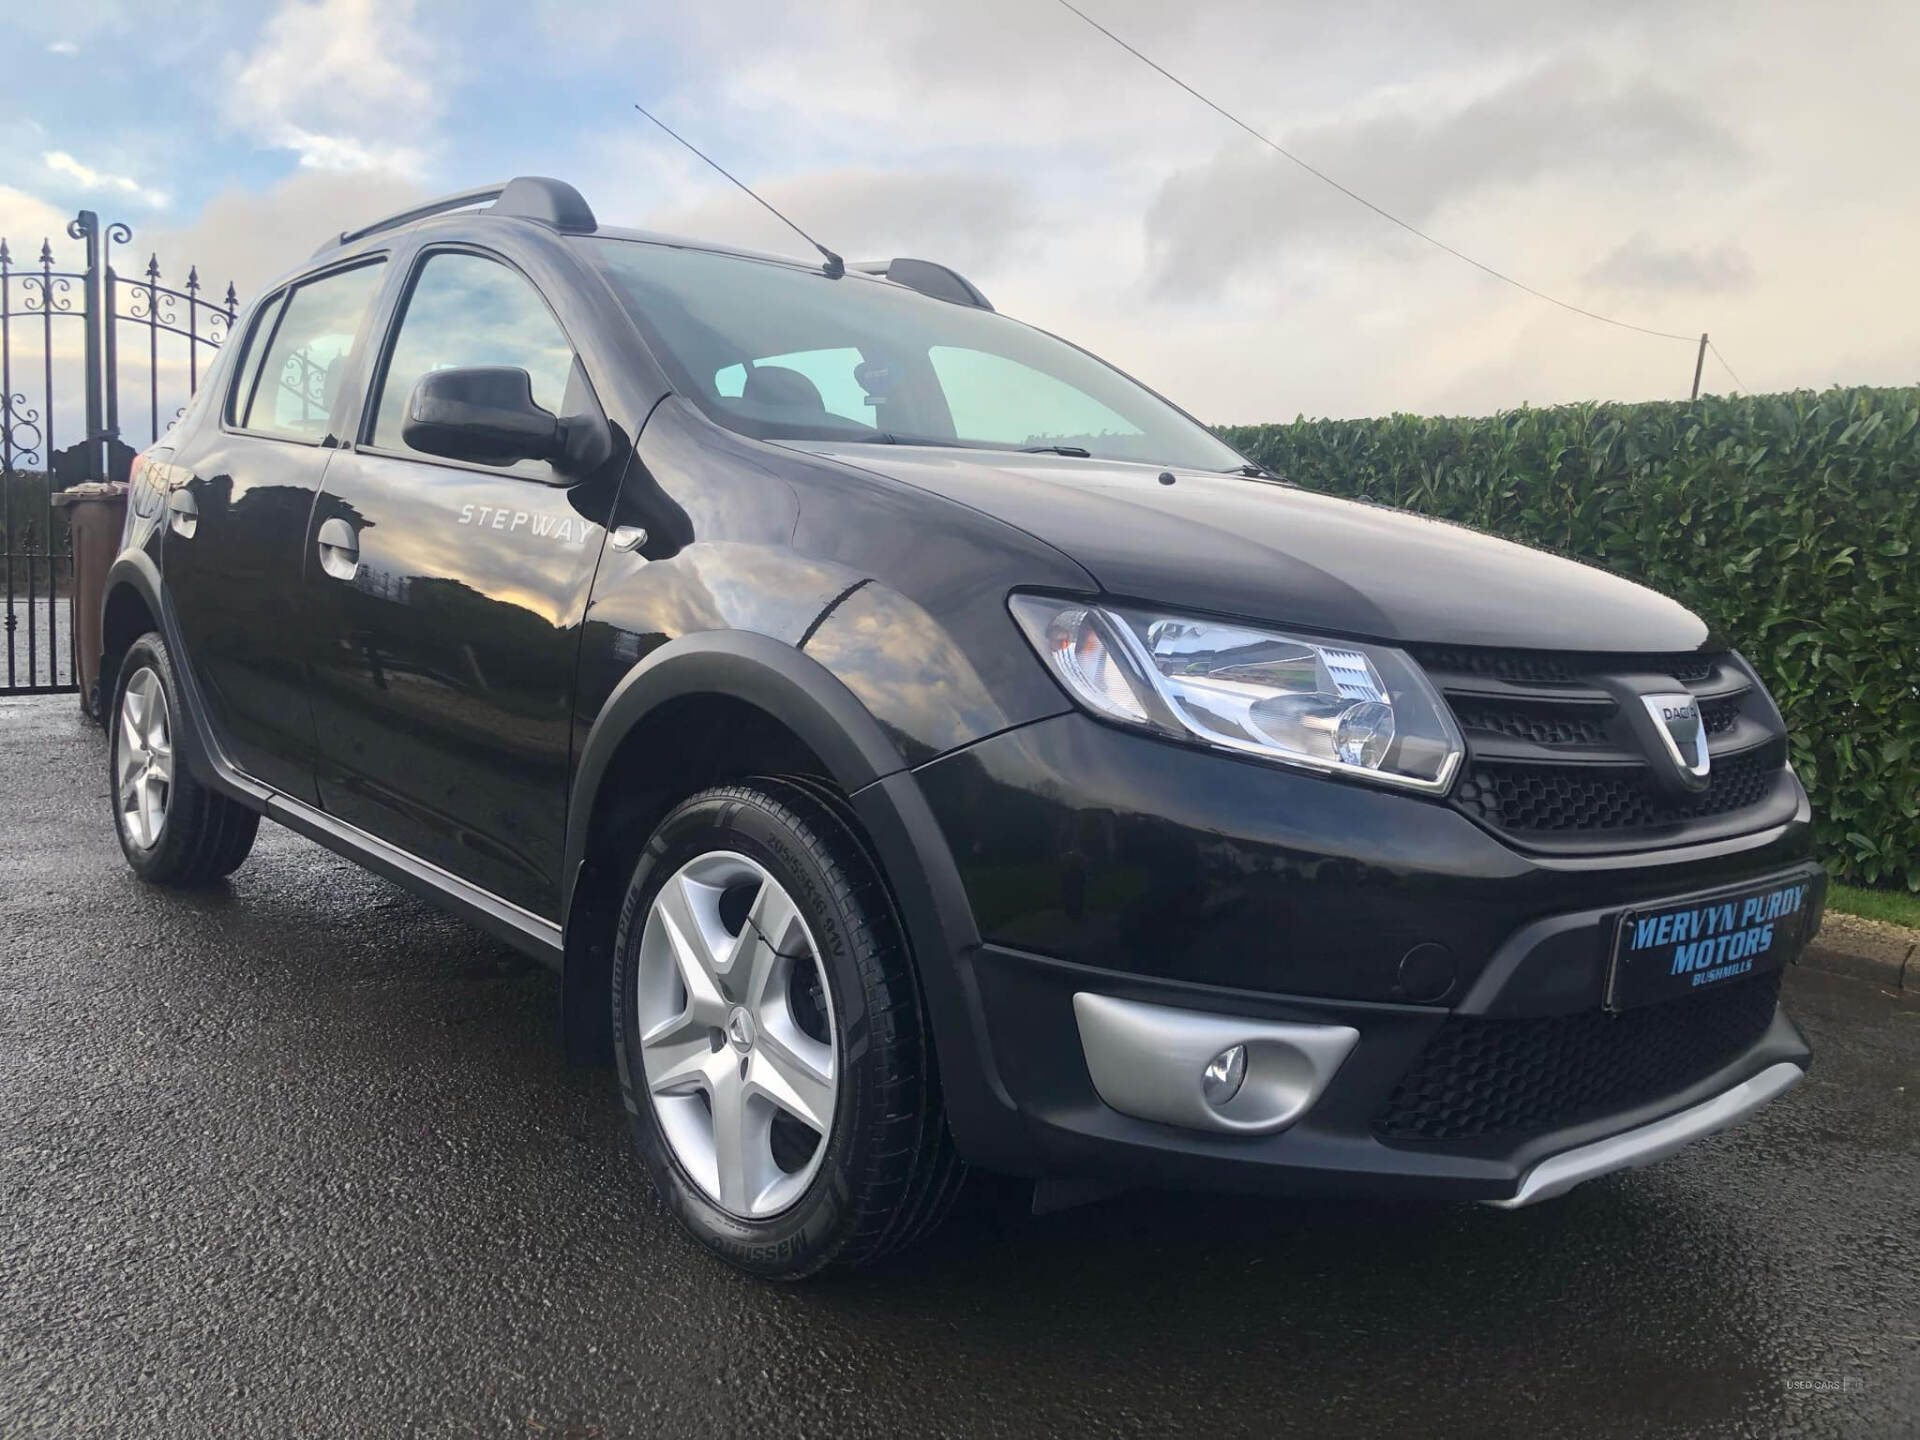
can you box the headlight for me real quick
[1009,595,1464,792]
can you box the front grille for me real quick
[1374,971,1783,1142]
[1700,695,1741,735]
[1447,699,1612,748]
[1410,644,1791,848]
[1454,742,1786,834]
[1414,647,1717,686]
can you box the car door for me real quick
[161,258,387,801]
[301,246,610,917]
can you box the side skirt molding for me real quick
[264,791,564,967]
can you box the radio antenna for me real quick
[632,103,844,279]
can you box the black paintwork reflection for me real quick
[917,713,1815,1002]
[304,450,616,914]
[163,436,331,802]
[800,580,1002,766]
[572,399,1085,775]
[793,444,1717,653]
[576,400,843,706]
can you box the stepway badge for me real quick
[1607,878,1815,1010]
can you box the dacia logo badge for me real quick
[1640,691,1710,785]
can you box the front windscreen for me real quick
[584,238,1247,472]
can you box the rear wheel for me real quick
[109,632,259,885]
[612,779,961,1278]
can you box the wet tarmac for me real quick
[2,694,1915,1438]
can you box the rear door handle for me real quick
[316,517,360,581]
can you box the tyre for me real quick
[109,631,260,885]
[612,779,961,1279]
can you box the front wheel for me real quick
[612,780,961,1278]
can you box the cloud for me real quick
[13,0,1911,428]
[632,166,1035,275]
[0,186,72,250]
[139,169,426,299]
[1143,58,1744,298]
[42,151,169,209]
[47,40,78,56]
[270,130,428,178]
[223,0,440,176]
[1584,236,1755,296]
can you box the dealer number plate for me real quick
[1606,875,1818,1012]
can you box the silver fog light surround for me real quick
[1073,993,1358,1136]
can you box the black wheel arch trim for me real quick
[560,629,1017,1158]
[102,552,271,810]
[561,629,917,918]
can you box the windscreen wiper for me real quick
[1019,444,1093,457]
[872,433,971,448]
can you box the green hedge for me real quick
[1220,386,1920,891]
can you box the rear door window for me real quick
[235,261,386,442]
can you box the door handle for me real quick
[166,487,198,540]
[316,517,360,581]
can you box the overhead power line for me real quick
[1707,340,1746,392]
[1053,0,1711,349]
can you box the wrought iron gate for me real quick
[1,209,236,694]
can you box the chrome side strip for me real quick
[1486,1061,1805,1209]
[264,791,564,966]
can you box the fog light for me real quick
[1202,1044,1248,1108]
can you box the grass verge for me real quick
[1827,882,1920,930]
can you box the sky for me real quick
[1,0,1916,426]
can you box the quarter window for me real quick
[223,295,276,427]
[235,261,386,442]
[370,252,576,464]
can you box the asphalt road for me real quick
[2,693,1915,1439]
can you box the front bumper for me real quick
[1486,1061,1805,1208]
[896,712,1818,1204]
[954,939,1810,1203]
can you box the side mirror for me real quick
[401,365,613,478]
[402,366,563,468]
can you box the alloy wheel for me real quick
[635,851,839,1219]
[116,666,173,850]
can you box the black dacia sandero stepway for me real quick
[101,177,1822,1278]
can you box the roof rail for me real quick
[313,177,597,256]
[851,257,993,311]
[490,176,596,233]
